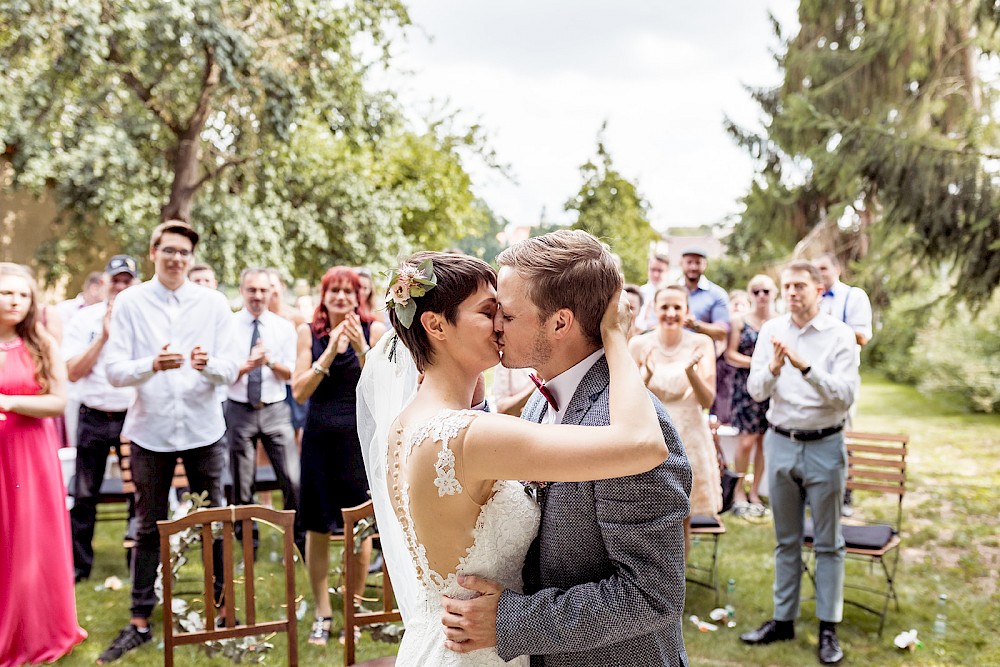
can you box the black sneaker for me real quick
[96,623,152,664]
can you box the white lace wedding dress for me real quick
[388,409,541,666]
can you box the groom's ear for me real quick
[550,308,575,339]
[420,310,447,341]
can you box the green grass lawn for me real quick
[683,371,1000,666]
[58,371,998,665]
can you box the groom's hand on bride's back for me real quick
[441,575,503,652]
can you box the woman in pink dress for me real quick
[0,263,87,666]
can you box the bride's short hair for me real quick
[497,230,622,347]
[390,251,496,372]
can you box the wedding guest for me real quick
[187,263,218,289]
[630,285,720,552]
[742,261,858,665]
[58,271,107,448]
[728,289,751,317]
[355,267,379,320]
[624,283,645,340]
[725,274,778,518]
[814,252,872,516]
[0,262,88,665]
[99,220,241,663]
[267,268,306,327]
[226,268,303,553]
[636,253,670,331]
[291,266,386,645]
[63,255,139,582]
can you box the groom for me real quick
[441,230,693,666]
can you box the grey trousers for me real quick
[225,399,303,549]
[764,429,846,623]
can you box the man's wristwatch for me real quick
[801,365,812,377]
[311,362,330,377]
[265,359,275,370]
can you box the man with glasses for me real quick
[99,220,241,663]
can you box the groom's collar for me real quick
[542,348,605,422]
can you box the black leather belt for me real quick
[772,423,844,441]
[230,399,274,411]
[80,405,127,420]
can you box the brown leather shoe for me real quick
[740,619,795,645]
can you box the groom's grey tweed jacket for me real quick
[496,356,692,667]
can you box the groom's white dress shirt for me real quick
[539,349,604,425]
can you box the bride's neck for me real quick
[418,364,477,410]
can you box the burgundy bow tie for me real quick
[529,373,559,412]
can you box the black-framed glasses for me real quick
[752,288,771,295]
[158,247,192,258]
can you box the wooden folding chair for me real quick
[158,505,298,667]
[686,514,726,605]
[803,431,908,636]
[342,499,401,666]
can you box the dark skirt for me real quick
[299,424,369,533]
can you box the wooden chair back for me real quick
[844,431,908,535]
[158,505,298,667]
[342,499,401,666]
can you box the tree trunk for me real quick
[161,137,201,222]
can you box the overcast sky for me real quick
[383,1,800,232]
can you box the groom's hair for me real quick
[390,251,497,372]
[497,229,622,346]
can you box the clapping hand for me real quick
[326,321,350,355]
[247,340,267,368]
[190,345,209,371]
[342,312,368,355]
[769,337,788,375]
[153,343,184,372]
[641,349,656,383]
[686,348,704,373]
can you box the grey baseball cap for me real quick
[680,245,709,258]
[106,255,139,278]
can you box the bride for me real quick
[357,251,667,666]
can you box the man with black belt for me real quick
[742,260,858,665]
[225,267,303,553]
[62,255,139,582]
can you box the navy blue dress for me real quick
[299,322,371,533]
[731,321,769,434]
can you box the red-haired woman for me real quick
[0,263,87,665]
[291,267,386,645]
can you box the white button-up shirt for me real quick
[61,301,135,413]
[747,312,858,430]
[105,277,240,452]
[540,349,605,425]
[227,308,297,404]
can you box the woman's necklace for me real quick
[656,334,684,356]
[0,337,22,351]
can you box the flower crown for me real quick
[385,259,437,328]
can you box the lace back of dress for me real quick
[388,409,481,592]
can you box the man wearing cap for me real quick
[679,246,729,342]
[742,261,858,665]
[62,255,140,582]
[225,267,304,554]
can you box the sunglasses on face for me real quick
[752,289,771,296]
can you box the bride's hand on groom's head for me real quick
[600,289,631,340]
[440,575,503,653]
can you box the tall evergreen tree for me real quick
[727,0,1000,305]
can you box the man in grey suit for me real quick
[441,229,693,667]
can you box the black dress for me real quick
[299,322,371,533]
[731,321,769,434]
